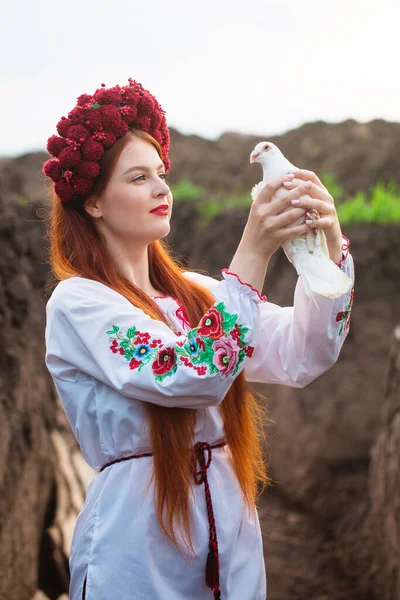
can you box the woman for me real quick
[43,79,354,600]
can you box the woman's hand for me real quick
[240,173,311,260]
[285,169,344,264]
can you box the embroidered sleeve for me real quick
[336,235,351,270]
[45,273,262,409]
[239,250,355,387]
[107,300,254,382]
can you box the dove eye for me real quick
[263,145,270,151]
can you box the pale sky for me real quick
[1,0,399,155]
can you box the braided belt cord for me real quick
[193,441,226,600]
[100,440,227,599]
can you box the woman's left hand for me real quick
[289,169,343,264]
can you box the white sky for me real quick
[1,0,399,155]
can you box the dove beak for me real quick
[249,151,261,164]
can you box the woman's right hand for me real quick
[242,174,310,260]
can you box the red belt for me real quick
[100,440,226,600]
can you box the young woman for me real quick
[43,79,354,600]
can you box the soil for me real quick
[0,117,399,600]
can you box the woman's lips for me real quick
[150,206,169,215]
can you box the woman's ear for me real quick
[83,195,103,220]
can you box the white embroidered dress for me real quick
[45,256,354,600]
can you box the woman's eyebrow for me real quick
[123,163,165,175]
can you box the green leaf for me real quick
[208,363,219,375]
[106,325,119,335]
[124,348,135,360]
[126,327,136,338]
[91,102,101,109]
[215,302,226,312]
[120,340,130,349]
[237,349,245,365]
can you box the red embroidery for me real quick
[129,358,141,370]
[221,269,267,302]
[244,345,255,358]
[175,302,191,329]
[152,347,177,376]
[336,286,354,335]
[107,300,254,381]
[336,235,350,270]
[198,307,224,339]
[230,323,243,347]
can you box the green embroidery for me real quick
[107,301,254,381]
[335,287,354,336]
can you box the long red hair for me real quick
[44,128,269,550]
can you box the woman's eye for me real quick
[131,174,168,182]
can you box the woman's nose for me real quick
[156,180,170,196]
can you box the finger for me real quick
[305,216,335,228]
[290,194,336,214]
[272,207,307,228]
[292,169,326,190]
[278,181,332,207]
[280,223,310,241]
[255,174,296,204]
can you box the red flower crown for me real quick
[42,78,171,203]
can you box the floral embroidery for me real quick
[336,286,354,335]
[106,301,254,381]
[197,307,224,339]
[212,337,239,376]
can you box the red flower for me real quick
[244,345,254,358]
[113,120,129,137]
[44,80,171,204]
[54,179,74,202]
[83,109,103,132]
[77,93,93,107]
[110,340,118,353]
[152,130,163,145]
[150,338,163,348]
[122,87,141,105]
[150,111,162,130]
[72,175,92,195]
[95,88,122,105]
[230,325,243,348]
[56,117,71,137]
[58,146,81,168]
[119,104,137,123]
[101,131,117,148]
[129,357,141,370]
[76,160,100,179]
[134,115,151,132]
[42,158,62,181]
[68,106,86,126]
[139,95,155,116]
[81,138,104,161]
[152,347,176,376]
[198,307,223,339]
[67,125,90,142]
[47,135,67,157]
[336,311,345,322]
[100,105,122,132]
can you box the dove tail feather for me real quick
[292,249,352,299]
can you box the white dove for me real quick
[249,141,352,298]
